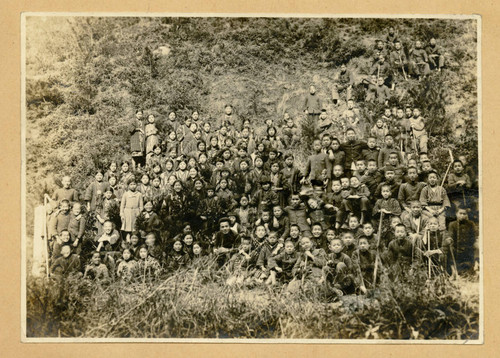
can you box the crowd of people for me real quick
[44,30,478,298]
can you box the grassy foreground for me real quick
[26,265,479,340]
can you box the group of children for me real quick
[46,32,478,297]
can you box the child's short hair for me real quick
[284,153,294,160]
[311,222,323,229]
[363,222,373,228]
[358,236,369,244]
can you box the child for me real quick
[175,158,189,183]
[50,245,81,279]
[281,154,302,195]
[303,139,332,186]
[130,109,146,170]
[340,176,370,226]
[310,222,326,251]
[84,251,110,282]
[145,232,164,265]
[165,239,189,272]
[398,166,426,214]
[234,195,257,234]
[287,224,302,246]
[268,240,300,284]
[48,199,71,245]
[269,205,290,243]
[420,171,451,232]
[95,220,121,252]
[226,237,258,286]
[120,178,144,243]
[322,180,344,228]
[96,187,119,235]
[116,248,137,281]
[251,176,279,215]
[67,202,85,254]
[138,173,150,196]
[422,217,446,275]
[375,167,401,200]
[285,194,311,237]
[136,245,161,280]
[51,176,79,209]
[145,114,160,165]
[351,236,377,292]
[371,119,389,149]
[360,159,382,198]
[378,135,403,168]
[306,196,329,230]
[446,159,472,212]
[290,237,327,290]
[329,138,346,169]
[256,232,283,284]
[341,230,357,258]
[409,108,428,154]
[84,170,110,213]
[384,224,420,274]
[182,234,195,258]
[52,229,73,259]
[323,237,355,296]
[372,184,402,224]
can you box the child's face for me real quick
[193,244,202,255]
[457,209,468,221]
[215,162,223,170]
[349,218,359,229]
[326,230,336,241]
[356,161,366,172]
[145,235,155,246]
[141,175,149,185]
[408,169,418,181]
[61,231,70,243]
[144,202,153,212]
[194,181,203,191]
[406,108,412,117]
[154,146,161,155]
[104,190,112,199]
[333,166,343,177]
[428,174,438,186]
[301,238,312,251]
[413,109,421,117]
[207,189,214,197]
[220,222,230,235]
[290,226,300,238]
[148,115,155,123]
[255,158,263,168]
[273,206,283,217]
[291,196,301,207]
[376,119,383,127]
[240,161,249,171]
[312,225,322,238]
[313,141,322,152]
[422,162,431,172]
[123,250,132,261]
[267,234,278,245]
[341,178,350,189]
[385,137,394,146]
[60,202,70,213]
[271,163,279,173]
[131,235,139,245]
[350,177,360,188]
[95,172,104,182]
[428,219,439,232]
[332,181,341,193]
[363,224,374,236]
[92,253,101,265]
[189,168,197,178]
[183,235,193,246]
[211,137,218,146]
[408,159,417,168]
[72,204,81,216]
[388,155,399,166]
[152,178,161,188]
[229,215,236,224]
[367,138,376,148]
[178,161,187,170]
[139,248,148,259]
[219,180,228,189]
[307,198,318,209]
[222,150,231,160]
[255,226,267,239]
[381,187,391,199]
[129,182,137,191]
[199,154,207,164]
[329,240,343,254]
[367,162,377,172]
[173,241,183,252]
[169,112,176,120]
[395,227,406,239]
[331,141,340,151]
[225,106,232,115]
[397,109,404,118]
[359,239,370,251]
[385,171,395,181]
[240,197,249,206]
[346,131,356,142]
[261,183,270,191]
[453,162,464,174]
[61,246,71,258]
[173,182,182,192]
[411,203,422,216]
[62,177,71,188]
[109,176,117,186]
[285,156,294,167]
[183,225,192,234]
[203,123,210,132]
[122,163,129,172]
[168,175,176,186]
[284,242,295,254]
[321,136,332,148]
[342,234,355,246]
[261,212,270,222]
[390,218,402,228]
[241,241,251,252]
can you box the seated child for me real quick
[290,237,327,290]
[351,236,377,292]
[226,237,258,286]
[256,232,283,284]
[84,251,110,282]
[136,245,162,280]
[341,230,357,258]
[116,248,137,281]
[323,237,355,296]
[268,240,300,285]
[50,245,81,279]
[165,239,190,272]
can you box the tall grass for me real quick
[26,265,479,339]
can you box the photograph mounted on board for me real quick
[22,14,481,341]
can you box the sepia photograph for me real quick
[22,14,481,341]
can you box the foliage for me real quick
[26,266,479,339]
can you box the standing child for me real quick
[445,206,478,275]
[285,194,311,237]
[351,236,377,292]
[372,184,402,225]
[84,170,110,213]
[323,237,355,296]
[420,171,451,232]
[145,114,160,166]
[120,178,144,243]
